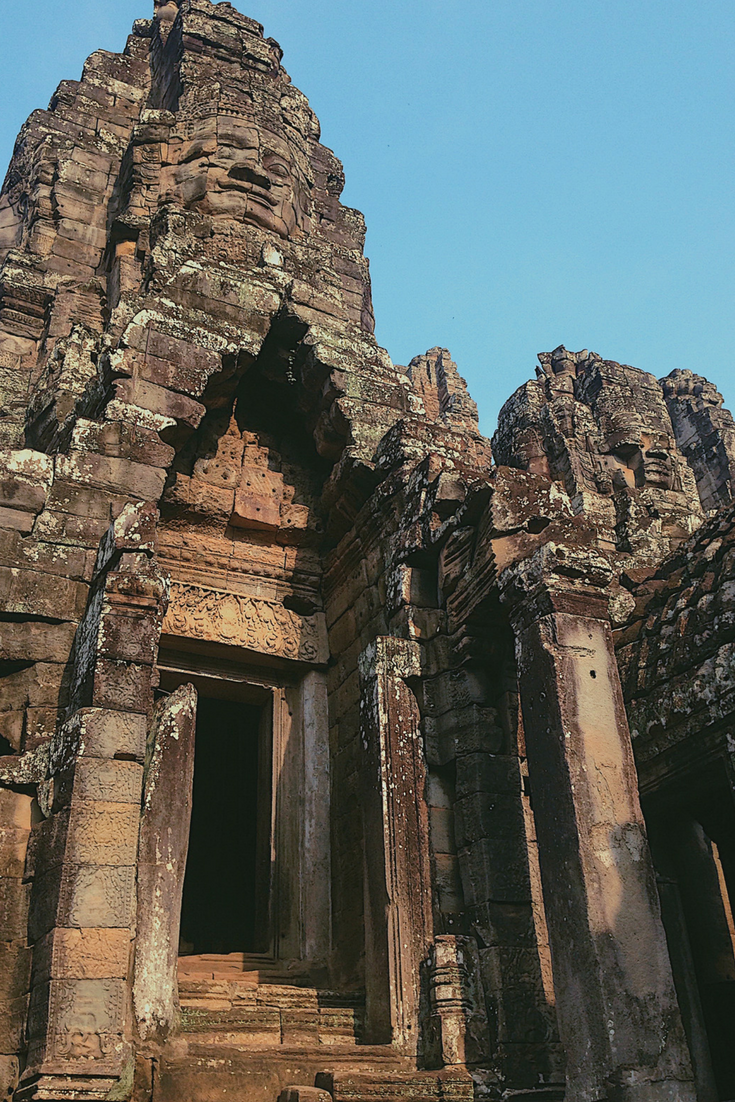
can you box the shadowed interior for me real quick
[180,696,264,955]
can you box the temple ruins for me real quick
[1,4,735,1101]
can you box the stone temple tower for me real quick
[1,4,735,1102]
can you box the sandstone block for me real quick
[0,661,66,712]
[0,621,76,665]
[71,418,175,468]
[231,467,284,530]
[0,942,32,1002]
[0,449,53,514]
[32,510,117,551]
[27,977,126,1051]
[62,759,143,807]
[454,793,527,849]
[0,1056,19,1099]
[45,480,130,520]
[162,472,234,522]
[65,802,140,866]
[30,865,136,940]
[478,946,555,1045]
[24,707,58,750]
[55,452,166,502]
[0,506,34,533]
[455,753,522,798]
[0,530,90,579]
[124,327,218,373]
[0,996,28,1052]
[0,711,23,753]
[458,837,530,906]
[66,708,147,762]
[0,879,30,941]
[0,832,30,880]
[97,606,160,665]
[112,378,205,434]
[51,235,102,269]
[92,660,153,714]
[279,1090,332,1102]
[471,901,536,948]
[33,928,130,982]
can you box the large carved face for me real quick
[602,432,676,491]
[164,114,311,240]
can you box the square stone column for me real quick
[358,636,433,1052]
[19,504,167,1102]
[499,544,696,1102]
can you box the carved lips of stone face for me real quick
[170,116,311,240]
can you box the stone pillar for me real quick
[19,504,167,1102]
[358,637,433,1051]
[499,543,696,1102]
[133,683,197,1042]
[301,671,331,964]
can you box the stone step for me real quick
[178,976,365,1048]
[154,1046,473,1102]
[316,1067,475,1102]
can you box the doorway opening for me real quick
[179,694,272,955]
[646,771,735,1102]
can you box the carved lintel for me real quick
[162,581,328,664]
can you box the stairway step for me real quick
[178,980,365,1047]
[317,1067,475,1102]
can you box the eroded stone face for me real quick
[162,113,312,239]
[492,345,706,562]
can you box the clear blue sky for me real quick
[1,1,734,437]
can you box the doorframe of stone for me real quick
[157,643,331,971]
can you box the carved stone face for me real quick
[639,436,676,489]
[603,434,676,492]
[165,114,311,240]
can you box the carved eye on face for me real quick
[265,159,290,181]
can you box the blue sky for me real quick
[1,0,734,437]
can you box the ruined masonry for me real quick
[0,4,734,1102]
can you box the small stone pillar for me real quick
[426,935,488,1068]
[499,543,696,1102]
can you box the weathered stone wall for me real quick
[617,501,735,797]
[661,370,735,514]
[615,505,735,1101]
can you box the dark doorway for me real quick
[180,695,270,954]
[646,773,735,1102]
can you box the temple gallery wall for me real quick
[1,3,735,1102]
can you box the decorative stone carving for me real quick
[162,580,327,663]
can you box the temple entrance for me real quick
[646,771,735,1102]
[179,695,272,955]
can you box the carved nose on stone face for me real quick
[228,163,271,191]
